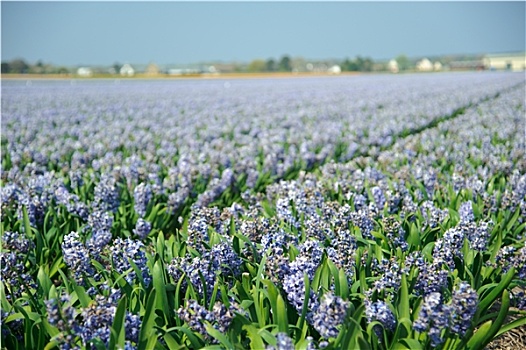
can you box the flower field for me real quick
[1,72,525,350]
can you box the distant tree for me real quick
[395,54,411,71]
[248,59,266,72]
[8,59,29,74]
[56,67,70,74]
[1,62,10,74]
[265,58,276,72]
[112,62,121,75]
[9,58,29,74]
[290,57,307,72]
[341,58,350,71]
[341,56,374,72]
[29,60,45,74]
[358,56,374,72]
[278,55,292,72]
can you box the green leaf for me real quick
[262,279,288,333]
[243,324,266,350]
[477,267,514,315]
[466,320,492,350]
[478,289,510,349]
[296,273,311,337]
[73,282,91,309]
[174,326,203,349]
[110,295,128,350]
[163,332,182,349]
[398,338,423,350]
[138,288,158,350]
[398,274,410,320]
[205,323,234,348]
[357,334,371,350]
[505,207,521,233]
[495,315,526,337]
[37,266,52,296]
[340,304,365,350]
[22,205,34,238]
[152,259,171,321]
[276,293,289,333]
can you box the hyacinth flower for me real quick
[267,333,318,350]
[45,295,82,348]
[133,217,152,240]
[133,182,153,218]
[413,282,478,347]
[311,292,350,339]
[176,299,237,343]
[370,257,404,300]
[282,240,323,319]
[168,240,242,300]
[46,289,141,349]
[61,231,96,285]
[109,238,151,287]
[365,299,396,338]
[92,174,119,212]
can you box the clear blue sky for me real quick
[2,1,525,66]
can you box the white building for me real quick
[416,58,433,72]
[433,61,443,71]
[120,63,135,77]
[77,67,93,77]
[483,52,526,71]
[388,59,399,73]
[327,65,342,74]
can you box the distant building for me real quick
[144,62,161,76]
[145,63,160,76]
[483,52,526,71]
[448,60,485,71]
[416,58,433,72]
[168,68,201,76]
[120,63,135,76]
[77,67,93,77]
[327,65,341,74]
[388,59,399,73]
[433,61,443,71]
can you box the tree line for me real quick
[1,59,69,74]
[247,55,378,73]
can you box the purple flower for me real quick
[77,290,120,347]
[350,210,375,239]
[87,210,113,234]
[365,299,396,333]
[2,231,34,253]
[167,187,190,214]
[282,241,323,317]
[312,292,350,339]
[266,333,294,350]
[458,201,475,223]
[168,241,242,299]
[414,282,478,346]
[133,183,152,217]
[413,292,450,347]
[133,218,152,239]
[463,220,492,252]
[93,174,119,212]
[420,201,448,228]
[176,300,236,342]
[371,186,386,209]
[61,231,95,284]
[109,238,151,287]
[449,282,478,336]
[370,258,403,297]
